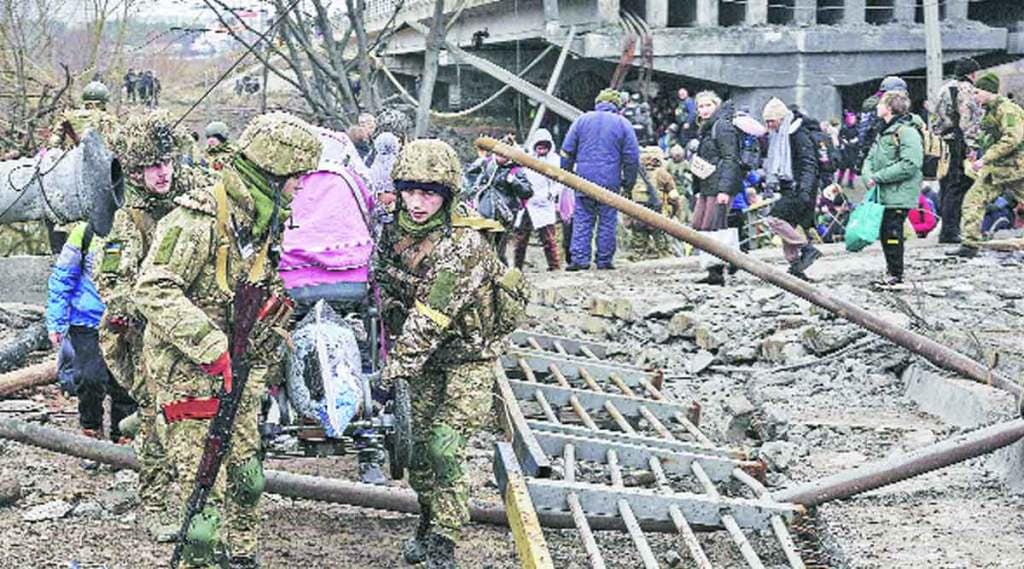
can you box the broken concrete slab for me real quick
[694,325,725,351]
[903,364,1015,429]
[22,499,72,522]
[587,296,635,321]
[687,350,715,375]
[667,312,698,338]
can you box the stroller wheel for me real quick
[387,378,413,480]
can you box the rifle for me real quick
[637,167,662,213]
[169,279,270,569]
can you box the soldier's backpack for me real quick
[894,119,948,181]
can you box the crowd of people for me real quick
[123,68,162,107]
[470,60,1020,290]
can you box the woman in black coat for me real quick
[690,92,744,285]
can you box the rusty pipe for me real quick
[475,136,1020,396]
[772,419,1024,506]
[0,417,694,533]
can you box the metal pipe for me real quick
[0,130,124,235]
[773,419,1024,506]
[475,136,1020,396]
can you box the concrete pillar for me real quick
[793,0,816,25]
[893,0,915,22]
[543,0,559,22]
[596,0,620,23]
[946,0,969,21]
[696,0,719,27]
[646,0,669,28]
[746,0,768,25]
[844,0,866,24]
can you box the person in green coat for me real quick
[861,90,923,287]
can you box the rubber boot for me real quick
[403,512,432,565]
[426,534,459,569]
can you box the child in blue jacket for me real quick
[46,222,136,442]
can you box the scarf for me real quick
[397,208,447,239]
[765,111,795,188]
[231,155,291,239]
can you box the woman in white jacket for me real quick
[513,128,564,270]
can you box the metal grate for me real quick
[495,331,808,568]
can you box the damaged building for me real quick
[370,0,1024,122]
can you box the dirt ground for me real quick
[1,232,1023,568]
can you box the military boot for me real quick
[403,513,432,565]
[228,556,260,569]
[145,509,179,543]
[426,534,459,569]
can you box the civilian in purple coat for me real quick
[561,88,640,270]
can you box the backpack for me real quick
[713,111,762,173]
[893,118,947,181]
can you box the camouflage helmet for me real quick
[236,112,321,177]
[82,81,110,104]
[390,139,462,193]
[204,120,230,141]
[111,109,189,172]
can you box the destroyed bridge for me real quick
[369,0,1024,120]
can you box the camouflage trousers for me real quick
[161,368,265,567]
[628,224,670,260]
[100,327,176,519]
[961,176,1024,246]
[408,360,495,542]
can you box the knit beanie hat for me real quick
[595,88,623,108]
[762,97,789,122]
[975,73,1000,95]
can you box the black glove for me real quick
[370,381,394,406]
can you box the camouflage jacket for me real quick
[375,220,510,381]
[133,166,284,402]
[665,159,693,200]
[979,96,1024,186]
[95,165,211,323]
[928,79,983,148]
[47,107,118,150]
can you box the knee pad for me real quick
[183,505,222,566]
[229,456,265,507]
[426,424,465,485]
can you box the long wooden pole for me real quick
[476,136,1021,396]
[0,362,56,397]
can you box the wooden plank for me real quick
[496,442,555,569]
[405,20,583,122]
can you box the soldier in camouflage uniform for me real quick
[929,58,984,243]
[665,144,694,225]
[95,110,213,542]
[374,140,529,569]
[204,121,235,171]
[950,74,1024,257]
[628,146,679,260]
[134,113,321,569]
[47,81,119,150]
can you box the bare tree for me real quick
[414,0,446,137]
[205,0,405,128]
[0,0,71,154]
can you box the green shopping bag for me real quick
[845,188,885,252]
